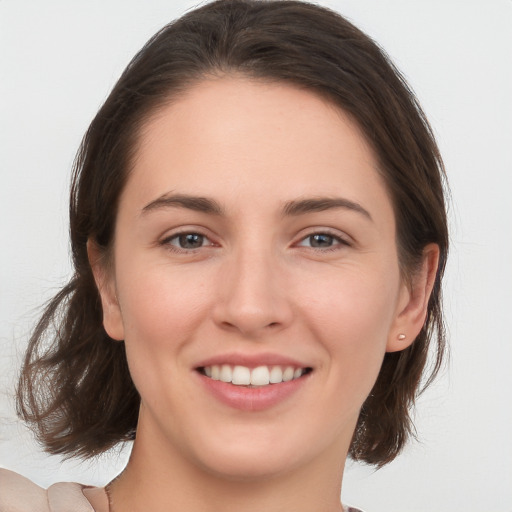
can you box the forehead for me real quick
[124,76,393,221]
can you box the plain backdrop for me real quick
[1,1,511,511]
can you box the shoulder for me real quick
[0,469,48,511]
[0,469,95,512]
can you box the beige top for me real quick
[0,469,364,512]
[0,469,109,512]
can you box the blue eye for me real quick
[166,233,208,249]
[298,233,346,249]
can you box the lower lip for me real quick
[197,373,310,412]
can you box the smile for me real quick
[199,364,311,386]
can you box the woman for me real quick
[1,0,448,511]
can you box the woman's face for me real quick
[96,77,422,479]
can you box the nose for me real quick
[212,246,293,338]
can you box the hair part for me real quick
[17,0,448,465]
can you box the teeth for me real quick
[251,366,270,386]
[269,366,283,384]
[220,364,232,383]
[203,364,307,386]
[282,367,294,382]
[232,365,251,385]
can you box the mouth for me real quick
[197,364,313,387]
[195,359,313,411]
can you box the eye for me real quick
[296,232,348,249]
[162,232,213,250]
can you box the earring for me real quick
[397,333,406,340]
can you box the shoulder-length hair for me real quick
[17,0,448,467]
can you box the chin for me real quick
[195,446,303,482]
[184,422,335,483]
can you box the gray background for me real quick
[1,1,511,511]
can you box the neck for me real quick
[108,422,348,512]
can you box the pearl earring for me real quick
[397,333,406,340]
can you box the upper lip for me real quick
[195,352,312,370]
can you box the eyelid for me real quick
[159,227,218,252]
[157,226,352,252]
[294,228,353,249]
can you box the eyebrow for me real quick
[141,193,372,221]
[141,193,224,216]
[282,197,373,221]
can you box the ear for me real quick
[87,239,125,341]
[386,243,440,352]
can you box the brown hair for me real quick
[17,0,448,466]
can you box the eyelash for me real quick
[295,231,350,251]
[160,231,215,253]
[160,229,350,254]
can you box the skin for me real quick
[90,76,439,512]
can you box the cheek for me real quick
[299,265,400,393]
[114,261,210,386]
[118,259,207,334]
[301,261,400,338]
